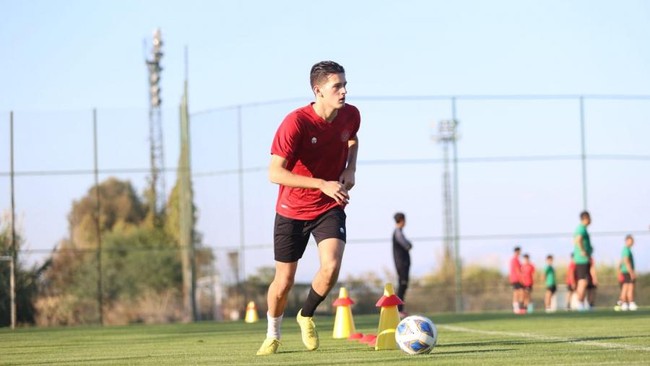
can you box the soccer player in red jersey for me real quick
[257,61,361,355]
[615,235,637,311]
[520,254,536,313]
[509,247,524,313]
[566,254,576,310]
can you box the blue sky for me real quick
[1,1,649,284]
[3,0,650,111]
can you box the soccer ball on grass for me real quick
[395,315,438,355]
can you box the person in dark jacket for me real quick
[393,212,413,316]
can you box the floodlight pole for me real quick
[451,98,462,313]
[436,112,462,313]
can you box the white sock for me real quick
[266,313,283,340]
[513,302,519,310]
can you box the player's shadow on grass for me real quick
[567,335,645,343]
[434,348,515,356]
[440,340,532,348]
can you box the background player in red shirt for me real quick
[566,254,576,310]
[520,254,536,313]
[509,247,524,313]
[257,61,361,355]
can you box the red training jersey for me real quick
[566,260,576,286]
[270,103,361,220]
[520,263,535,287]
[509,255,521,284]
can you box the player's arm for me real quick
[623,256,635,279]
[531,266,536,282]
[269,154,349,205]
[394,229,412,251]
[574,234,587,257]
[339,136,359,190]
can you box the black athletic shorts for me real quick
[511,282,523,290]
[566,284,575,292]
[623,273,635,284]
[575,263,590,280]
[547,285,557,294]
[523,285,533,292]
[273,207,346,263]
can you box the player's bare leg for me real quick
[313,238,345,296]
[575,279,588,310]
[296,238,345,351]
[257,261,298,355]
[268,261,298,317]
[544,290,552,311]
[627,282,637,310]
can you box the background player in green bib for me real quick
[543,255,557,313]
[615,235,637,311]
[573,211,592,310]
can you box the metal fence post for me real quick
[10,111,17,329]
[579,96,588,210]
[93,108,103,325]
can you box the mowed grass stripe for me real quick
[0,309,648,365]
[440,324,650,352]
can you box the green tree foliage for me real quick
[462,265,505,310]
[165,172,215,322]
[636,272,650,305]
[164,179,210,267]
[340,272,385,314]
[68,177,146,248]
[36,178,188,325]
[0,220,38,326]
[102,227,181,301]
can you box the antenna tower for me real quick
[145,28,166,218]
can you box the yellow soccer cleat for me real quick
[256,337,280,356]
[296,309,319,351]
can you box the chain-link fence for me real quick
[1,95,649,325]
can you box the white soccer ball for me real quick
[395,315,438,355]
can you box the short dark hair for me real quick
[394,212,405,223]
[514,246,521,252]
[625,234,633,241]
[310,61,345,88]
[523,254,530,259]
[546,255,553,260]
[580,211,590,220]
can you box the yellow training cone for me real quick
[244,301,259,323]
[374,283,403,350]
[332,287,356,339]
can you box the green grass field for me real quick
[1,309,649,365]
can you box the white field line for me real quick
[439,324,650,352]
